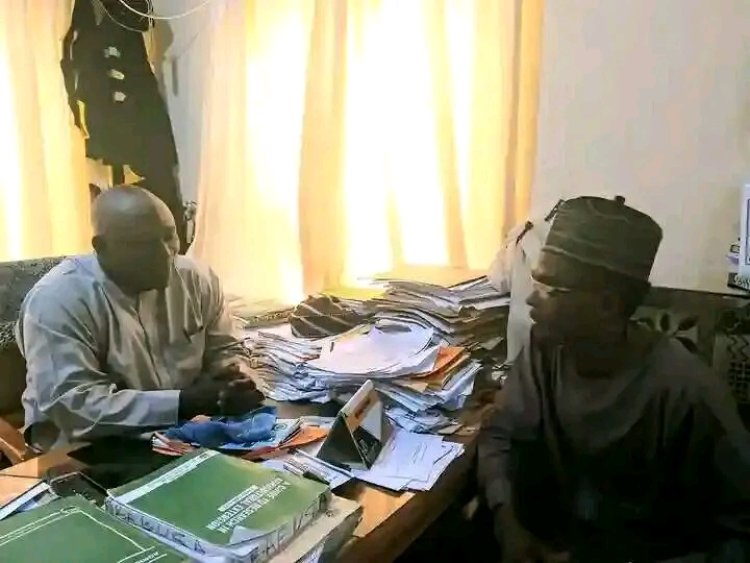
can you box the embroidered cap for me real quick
[543,195,662,281]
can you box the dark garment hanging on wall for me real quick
[61,0,187,252]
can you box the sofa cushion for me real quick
[0,256,66,420]
[0,323,13,354]
[0,256,66,353]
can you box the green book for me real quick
[0,495,186,563]
[106,450,330,563]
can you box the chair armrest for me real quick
[0,416,31,465]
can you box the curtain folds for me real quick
[0,1,90,262]
[191,0,544,304]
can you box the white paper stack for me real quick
[245,324,334,402]
[246,320,480,432]
[382,407,458,434]
[349,429,465,492]
[309,321,479,427]
[307,321,438,380]
[370,273,510,352]
[276,429,464,493]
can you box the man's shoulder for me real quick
[646,334,726,400]
[647,337,748,434]
[22,255,100,313]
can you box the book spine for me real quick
[105,498,246,562]
[252,491,331,563]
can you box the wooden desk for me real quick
[0,436,477,563]
[0,402,489,562]
[0,445,83,504]
[338,434,476,563]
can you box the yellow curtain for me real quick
[191,0,543,304]
[0,1,91,262]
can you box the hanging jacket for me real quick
[61,0,178,172]
[61,0,187,251]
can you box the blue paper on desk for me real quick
[165,406,299,451]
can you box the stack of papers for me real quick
[272,428,463,493]
[321,285,384,317]
[350,429,464,492]
[228,296,293,330]
[371,270,510,351]
[308,321,438,379]
[249,320,479,432]
[245,324,333,402]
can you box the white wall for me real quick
[151,0,214,203]
[531,0,750,292]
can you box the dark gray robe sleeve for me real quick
[478,344,543,510]
[686,381,750,542]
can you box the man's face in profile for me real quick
[526,251,611,345]
[98,203,179,292]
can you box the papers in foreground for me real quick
[269,428,464,494]
[349,429,465,492]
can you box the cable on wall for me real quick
[117,0,215,21]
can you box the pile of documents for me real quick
[107,449,332,562]
[320,285,385,316]
[726,239,750,292]
[228,296,293,329]
[370,268,510,352]
[268,426,464,493]
[306,322,479,431]
[245,267,508,433]
[246,324,332,403]
[349,428,465,492]
[249,320,479,432]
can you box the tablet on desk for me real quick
[318,380,393,471]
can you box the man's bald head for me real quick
[92,186,174,237]
[92,186,179,293]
